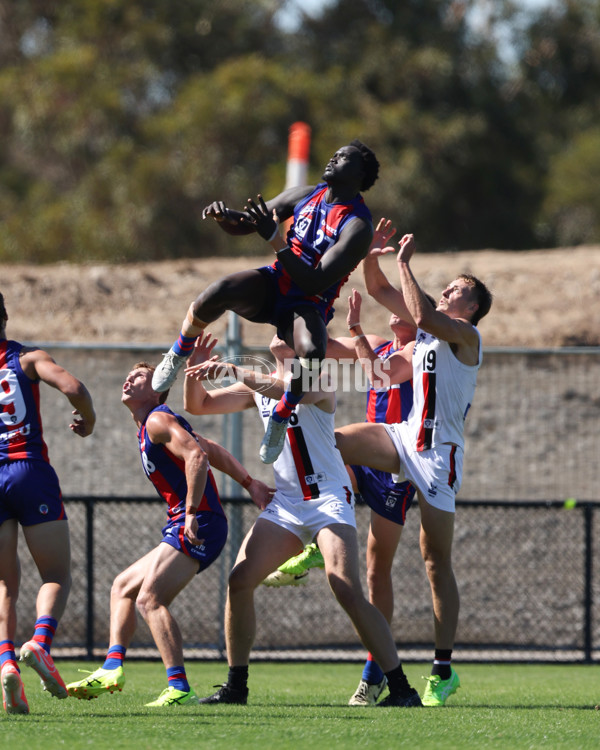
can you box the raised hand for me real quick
[397,233,417,264]
[185,357,237,383]
[240,194,279,241]
[69,409,94,437]
[186,331,218,368]
[368,217,397,257]
[347,288,363,330]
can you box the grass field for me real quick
[1,661,598,749]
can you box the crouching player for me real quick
[66,362,273,707]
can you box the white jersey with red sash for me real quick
[253,392,351,502]
[407,327,482,452]
[0,340,50,464]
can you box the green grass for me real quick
[2,661,598,749]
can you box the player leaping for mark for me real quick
[152,140,379,465]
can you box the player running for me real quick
[0,291,95,715]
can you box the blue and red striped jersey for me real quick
[0,339,50,464]
[137,404,224,519]
[271,183,372,320]
[365,340,414,425]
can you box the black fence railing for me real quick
[14,497,599,663]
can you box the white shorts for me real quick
[383,422,463,513]
[258,488,356,546]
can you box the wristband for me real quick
[241,474,253,490]
[352,333,366,339]
[267,225,279,242]
[348,323,360,330]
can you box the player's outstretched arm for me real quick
[23,348,96,437]
[197,436,275,511]
[363,218,414,324]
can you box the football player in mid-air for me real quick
[152,140,379,467]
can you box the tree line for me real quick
[0,0,598,263]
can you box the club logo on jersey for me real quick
[304,472,326,486]
[38,504,49,515]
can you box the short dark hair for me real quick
[0,292,6,321]
[459,274,493,326]
[349,139,379,192]
[133,361,169,404]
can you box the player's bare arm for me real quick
[184,371,255,416]
[363,218,414,324]
[346,288,413,388]
[22,348,96,437]
[194,435,275,511]
[146,410,208,544]
[396,234,480,364]
[183,333,256,415]
[325,333,388,361]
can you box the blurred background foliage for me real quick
[0,0,599,262]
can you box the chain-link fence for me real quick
[10,342,600,662]
[13,497,599,663]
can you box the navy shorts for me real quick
[350,464,415,526]
[256,266,333,338]
[161,511,228,574]
[0,459,66,527]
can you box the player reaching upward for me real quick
[183,332,422,708]
[152,140,379,466]
[334,229,492,707]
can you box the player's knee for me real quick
[194,276,240,319]
[421,547,452,580]
[228,561,261,594]
[328,575,360,613]
[111,571,134,602]
[366,564,391,595]
[135,589,159,620]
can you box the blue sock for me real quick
[0,640,18,669]
[32,615,58,654]
[102,645,126,670]
[362,654,385,684]
[273,390,302,422]
[167,665,189,692]
[172,333,197,357]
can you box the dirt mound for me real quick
[2,245,599,347]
